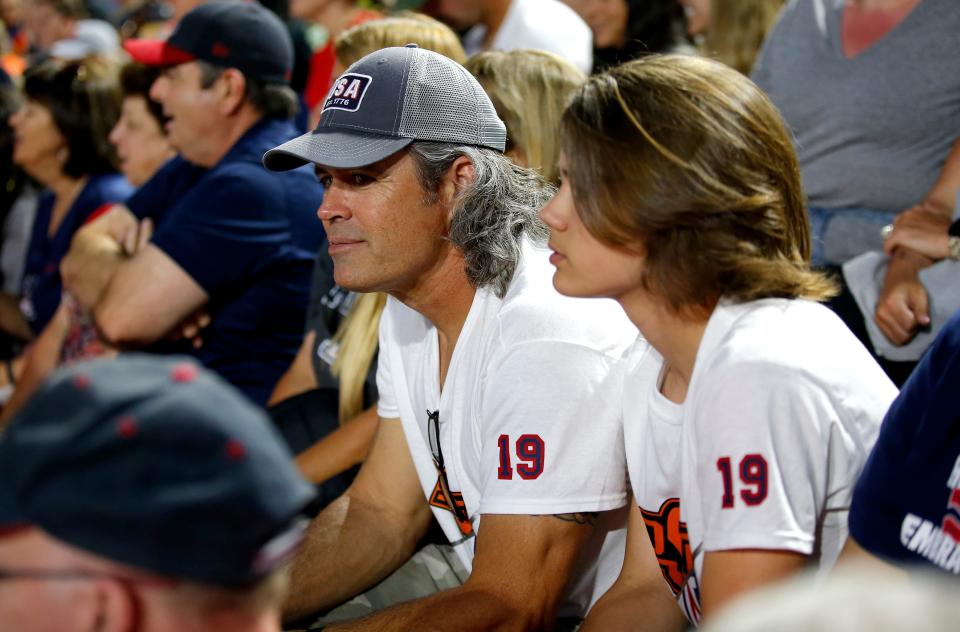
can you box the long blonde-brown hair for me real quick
[465,50,585,184]
[335,13,467,67]
[701,0,785,75]
[329,292,387,423]
[561,54,835,317]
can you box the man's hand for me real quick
[61,205,138,311]
[883,204,952,260]
[167,309,211,349]
[121,217,154,257]
[875,249,932,346]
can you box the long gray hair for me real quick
[409,142,552,298]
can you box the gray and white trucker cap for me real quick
[262,45,507,171]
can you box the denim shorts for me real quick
[807,206,898,267]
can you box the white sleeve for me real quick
[477,339,628,515]
[688,363,837,556]
[375,300,399,420]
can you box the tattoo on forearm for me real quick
[551,512,598,526]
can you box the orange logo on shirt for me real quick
[429,479,474,537]
[640,498,694,595]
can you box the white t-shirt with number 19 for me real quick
[623,298,897,626]
[377,239,638,617]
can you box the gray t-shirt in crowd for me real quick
[752,0,960,214]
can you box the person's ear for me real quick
[217,68,248,116]
[438,155,476,210]
[89,578,139,632]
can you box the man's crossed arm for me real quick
[61,204,208,347]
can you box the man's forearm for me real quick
[922,138,960,213]
[61,205,138,311]
[887,246,933,277]
[0,304,71,425]
[326,511,603,632]
[327,584,533,632]
[60,229,126,311]
[295,406,379,485]
[284,492,428,622]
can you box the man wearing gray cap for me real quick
[264,45,636,630]
[0,355,316,631]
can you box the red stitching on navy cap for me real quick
[211,42,230,58]
[225,440,246,461]
[117,416,138,439]
[170,363,198,383]
[0,524,31,539]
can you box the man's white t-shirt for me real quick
[622,298,897,626]
[462,0,593,74]
[377,240,637,616]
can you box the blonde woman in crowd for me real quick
[335,12,467,72]
[679,0,785,74]
[466,49,585,186]
[539,55,897,629]
[268,14,466,504]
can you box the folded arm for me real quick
[884,206,952,260]
[93,243,207,347]
[875,248,933,346]
[60,205,137,310]
[329,510,600,632]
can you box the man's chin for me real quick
[332,273,379,294]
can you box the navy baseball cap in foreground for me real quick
[124,0,293,84]
[0,355,316,586]
[262,45,507,171]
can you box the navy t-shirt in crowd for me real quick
[127,117,325,405]
[849,309,960,575]
[21,173,132,334]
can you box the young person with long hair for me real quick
[539,55,898,629]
